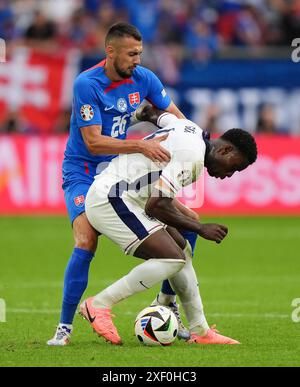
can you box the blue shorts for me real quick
[63,180,92,224]
[62,158,109,224]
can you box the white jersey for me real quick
[93,115,206,207]
[86,114,206,255]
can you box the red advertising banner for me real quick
[199,136,300,215]
[0,135,299,215]
[0,135,67,214]
[0,48,77,134]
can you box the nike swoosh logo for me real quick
[104,105,114,111]
[139,281,149,289]
[85,302,96,323]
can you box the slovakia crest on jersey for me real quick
[74,195,85,207]
[129,92,140,109]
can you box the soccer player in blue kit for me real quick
[47,22,194,345]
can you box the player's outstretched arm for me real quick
[80,124,170,163]
[145,188,228,244]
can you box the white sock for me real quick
[93,258,185,309]
[157,292,176,305]
[58,323,72,330]
[154,240,190,306]
[169,245,209,336]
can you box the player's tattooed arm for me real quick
[145,185,228,244]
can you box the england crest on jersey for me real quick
[129,92,140,109]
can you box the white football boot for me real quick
[151,296,190,340]
[47,324,73,346]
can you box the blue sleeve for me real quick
[145,69,171,110]
[73,75,102,128]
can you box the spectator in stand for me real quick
[184,18,219,62]
[234,5,264,47]
[58,8,90,50]
[217,1,265,47]
[203,104,221,135]
[0,0,15,42]
[217,0,242,45]
[87,3,122,53]
[24,10,58,51]
[123,0,160,44]
[271,0,300,44]
[256,104,279,135]
[147,5,185,84]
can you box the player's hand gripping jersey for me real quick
[85,114,206,255]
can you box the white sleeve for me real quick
[157,113,179,128]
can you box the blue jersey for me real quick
[62,59,171,184]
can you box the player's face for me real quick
[207,146,249,179]
[113,37,143,79]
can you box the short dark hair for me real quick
[221,128,257,164]
[105,22,142,46]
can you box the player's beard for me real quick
[114,60,134,79]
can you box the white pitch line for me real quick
[6,308,290,319]
[208,312,289,319]
[1,275,299,290]
[0,280,117,289]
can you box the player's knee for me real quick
[167,245,186,261]
[75,232,98,252]
[169,256,186,276]
[157,240,186,261]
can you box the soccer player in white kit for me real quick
[81,109,257,345]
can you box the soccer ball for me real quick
[134,305,178,346]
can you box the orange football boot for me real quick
[187,325,240,345]
[79,297,122,345]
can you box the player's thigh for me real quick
[166,226,186,250]
[63,180,99,252]
[134,229,185,261]
[73,212,99,252]
[63,179,90,225]
[86,190,169,256]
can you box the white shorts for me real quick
[85,178,165,255]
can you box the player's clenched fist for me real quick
[197,223,228,244]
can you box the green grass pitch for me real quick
[0,216,299,367]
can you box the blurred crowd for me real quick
[1,0,299,63]
[1,0,300,136]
